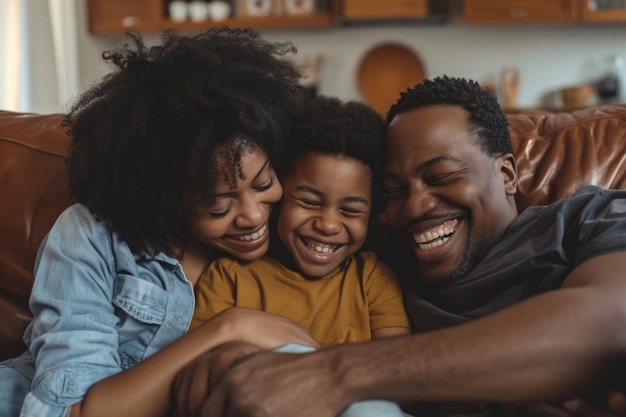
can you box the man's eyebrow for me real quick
[384,155,462,179]
[418,155,462,171]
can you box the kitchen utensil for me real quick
[357,43,425,116]
[500,67,520,110]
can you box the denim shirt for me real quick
[2,204,195,417]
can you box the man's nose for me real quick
[405,188,438,220]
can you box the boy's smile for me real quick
[277,152,372,278]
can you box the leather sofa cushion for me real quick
[510,104,626,212]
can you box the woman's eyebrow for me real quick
[213,158,272,198]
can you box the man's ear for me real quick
[499,153,518,196]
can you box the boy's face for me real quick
[277,152,372,278]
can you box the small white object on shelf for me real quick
[169,0,189,21]
[189,0,210,21]
[210,1,232,20]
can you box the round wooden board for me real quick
[357,43,426,116]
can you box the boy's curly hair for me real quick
[387,75,513,157]
[65,27,305,256]
[280,95,386,217]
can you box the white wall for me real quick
[60,2,626,113]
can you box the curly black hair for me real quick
[387,75,512,157]
[280,95,386,217]
[65,27,306,256]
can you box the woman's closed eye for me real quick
[194,200,234,219]
[254,175,275,192]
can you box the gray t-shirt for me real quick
[404,185,626,332]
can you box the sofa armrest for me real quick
[0,110,73,360]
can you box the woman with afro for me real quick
[0,27,317,417]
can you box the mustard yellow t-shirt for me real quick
[191,251,409,345]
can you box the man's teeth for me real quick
[236,224,267,241]
[306,241,338,254]
[413,221,457,249]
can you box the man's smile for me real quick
[412,219,459,250]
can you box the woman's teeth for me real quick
[236,224,267,241]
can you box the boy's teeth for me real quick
[236,224,266,241]
[305,240,337,254]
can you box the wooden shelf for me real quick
[461,0,626,24]
[581,0,626,22]
[88,0,339,34]
[88,0,626,34]
[462,0,578,24]
[164,14,337,31]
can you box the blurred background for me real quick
[1,0,625,115]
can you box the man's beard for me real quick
[421,235,478,289]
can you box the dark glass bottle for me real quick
[597,55,623,101]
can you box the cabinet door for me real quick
[463,0,578,23]
[343,0,427,19]
[88,0,163,33]
[581,0,626,21]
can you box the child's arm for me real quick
[364,253,412,340]
[372,327,411,340]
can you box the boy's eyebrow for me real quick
[294,185,369,205]
[213,158,272,198]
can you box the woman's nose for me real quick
[234,195,265,228]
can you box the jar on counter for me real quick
[597,54,623,102]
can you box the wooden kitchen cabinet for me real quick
[88,0,163,33]
[581,0,626,21]
[463,0,579,23]
[342,0,427,19]
[88,0,340,34]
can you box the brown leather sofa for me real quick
[2,104,626,361]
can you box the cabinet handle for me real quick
[121,16,141,27]
[509,8,529,18]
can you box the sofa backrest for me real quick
[509,104,626,212]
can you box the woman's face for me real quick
[184,146,282,261]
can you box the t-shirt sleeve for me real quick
[190,258,237,330]
[575,187,626,265]
[361,252,411,331]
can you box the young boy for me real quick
[191,95,410,345]
[190,95,411,416]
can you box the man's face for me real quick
[383,105,518,288]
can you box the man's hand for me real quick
[201,347,353,417]
[173,341,262,417]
